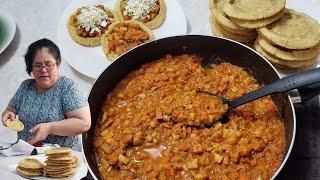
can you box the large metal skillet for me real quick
[83,35,300,179]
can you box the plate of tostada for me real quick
[57,0,187,79]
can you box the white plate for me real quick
[57,0,187,78]
[0,8,16,54]
[9,152,87,180]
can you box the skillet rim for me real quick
[82,34,296,180]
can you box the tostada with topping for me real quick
[67,5,120,47]
[101,20,155,61]
[115,0,166,29]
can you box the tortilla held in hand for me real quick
[6,119,24,132]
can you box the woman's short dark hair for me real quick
[24,38,61,75]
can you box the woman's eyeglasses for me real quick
[32,63,57,72]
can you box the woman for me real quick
[1,38,91,151]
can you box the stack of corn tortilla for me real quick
[256,9,320,72]
[44,147,79,178]
[209,0,286,47]
[209,0,320,73]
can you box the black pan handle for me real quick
[298,82,320,103]
[228,67,320,109]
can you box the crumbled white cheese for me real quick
[123,0,157,20]
[76,5,108,34]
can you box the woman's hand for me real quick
[1,108,16,126]
[27,123,52,145]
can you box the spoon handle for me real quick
[229,67,320,109]
[298,82,320,103]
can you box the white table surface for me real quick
[0,0,319,179]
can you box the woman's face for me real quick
[32,48,60,92]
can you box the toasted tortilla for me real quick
[18,158,44,169]
[257,35,320,61]
[16,166,44,177]
[223,0,285,20]
[6,119,24,132]
[44,147,72,155]
[257,9,320,49]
